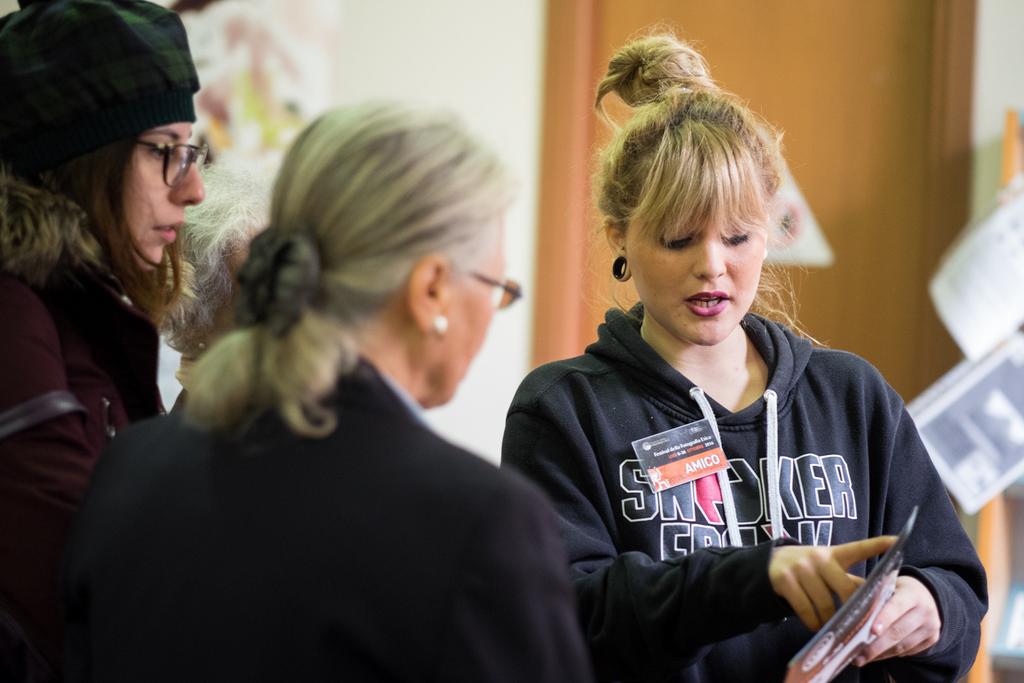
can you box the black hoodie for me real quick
[502,307,987,683]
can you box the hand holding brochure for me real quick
[784,507,918,683]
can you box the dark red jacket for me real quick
[0,173,163,675]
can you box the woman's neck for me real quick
[641,318,768,413]
[356,311,432,408]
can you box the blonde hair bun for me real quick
[596,34,717,110]
[591,30,798,330]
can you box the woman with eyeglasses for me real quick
[60,103,592,683]
[0,1,205,678]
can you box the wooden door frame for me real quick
[530,0,601,366]
[918,0,977,393]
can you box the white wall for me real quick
[970,0,1024,221]
[332,1,545,462]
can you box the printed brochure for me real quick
[784,507,917,683]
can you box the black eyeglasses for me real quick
[471,273,522,310]
[136,140,209,188]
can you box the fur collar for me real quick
[0,169,104,288]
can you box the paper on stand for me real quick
[929,191,1024,360]
[908,332,1024,513]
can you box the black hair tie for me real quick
[236,228,321,337]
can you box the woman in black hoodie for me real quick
[502,33,986,683]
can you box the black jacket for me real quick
[502,307,987,683]
[62,362,593,682]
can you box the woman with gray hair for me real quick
[61,103,593,682]
[162,163,271,402]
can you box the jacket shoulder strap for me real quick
[0,390,86,442]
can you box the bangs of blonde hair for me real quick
[634,114,773,244]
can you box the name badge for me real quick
[631,419,729,493]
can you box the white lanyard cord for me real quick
[689,387,743,547]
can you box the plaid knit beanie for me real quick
[0,0,200,176]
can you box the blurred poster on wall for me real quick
[171,0,342,170]
[766,163,834,267]
[908,332,1024,513]
[929,189,1024,361]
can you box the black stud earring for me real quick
[612,255,631,282]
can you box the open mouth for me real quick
[690,297,724,308]
[686,292,730,317]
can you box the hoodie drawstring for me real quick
[764,389,783,541]
[688,386,783,547]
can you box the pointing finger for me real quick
[832,536,896,569]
